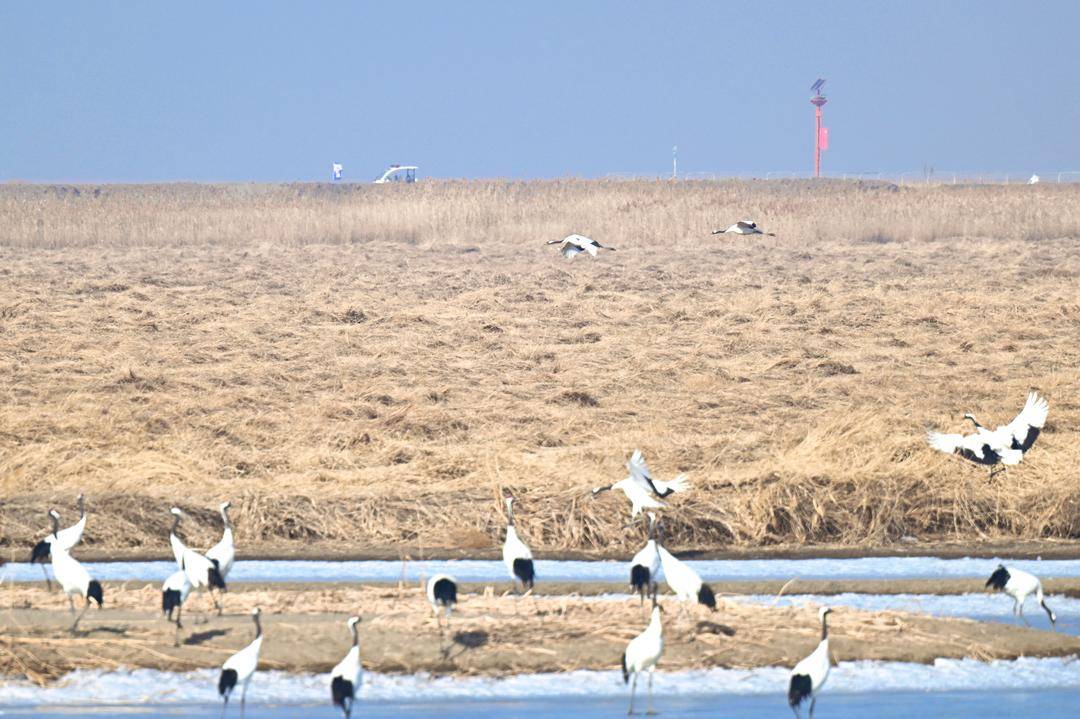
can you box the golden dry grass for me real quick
[1,179,1079,556]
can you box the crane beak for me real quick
[590,486,611,496]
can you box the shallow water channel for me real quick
[6,555,1080,584]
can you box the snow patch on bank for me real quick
[2,657,1079,707]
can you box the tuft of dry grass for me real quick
[1,179,1080,557]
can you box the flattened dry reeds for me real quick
[1,180,1080,556]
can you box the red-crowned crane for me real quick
[330,616,362,718]
[546,234,615,260]
[169,508,226,615]
[986,564,1056,629]
[47,509,103,633]
[927,391,1049,479]
[712,220,775,236]
[502,494,535,594]
[622,599,664,715]
[30,495,87,587]
[788,607,833,719]
[427,574,458,628]
[219,607,263,715]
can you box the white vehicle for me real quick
[374,165,418,184]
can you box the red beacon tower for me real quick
[810,78,829,178]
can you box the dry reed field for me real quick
[2,180,1080,557]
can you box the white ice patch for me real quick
[2,657,1080,707]
[5,557,1080,584]
[731,593,1080,622]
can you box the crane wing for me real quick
[627,450,652,481]
[926,431,965,454]
[1000,391,1049,452]
[654,473,690,495]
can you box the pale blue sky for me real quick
[1,1,1078,181]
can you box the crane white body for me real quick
[789,607,833,719]
[219,608,263,714]
[50,539,103,632]
[206,501,236,579]
[986,564,1056,628]
[330,616,363,718]
[622,604,664,715]
[927,391,1049,477]
[656,544,716,610]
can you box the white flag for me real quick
[331,163,343,181]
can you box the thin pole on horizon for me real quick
[810,78,829,178]
[672,146,678,180]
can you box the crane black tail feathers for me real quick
[433,578,457,606]
[218,668,238,697]
[87,580,104,607]
[513,558,535,589]
[630,565,650,595]
[986,566,1010,591]
[621,651,629,684]
[208,566,227,591]
[788,674,812,708]
[30,540,51,564]
[698,583,717,610]
[163,588,182,615]
[331,676,354,710]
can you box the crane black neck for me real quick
[821,614,829,640]
[170,514,181,535]
[49,512,59,537]
[252,612,262,638]
[351,622,359,647]
[77,495,85,517]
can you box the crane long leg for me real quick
[71,597,90,633]
[1019,599,1030,627]
[68,596,76,615]
[808,697,816,719]
[240,682,247,718]
[646,670,655,715]
[628,673,637,715]
[220,694,228,719]
[40,563,53,592]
